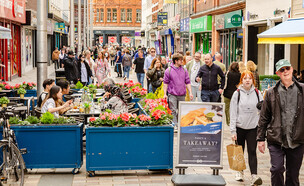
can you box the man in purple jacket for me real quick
[163,53,193,125]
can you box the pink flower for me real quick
[100,115,106,120]
[4,85,10,90]
[89,117,96,122]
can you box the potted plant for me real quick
[0,96,10,108]
[83,103,91,114]
[89,88,97,98]
[75,81,83,89]
[17,88,27,99]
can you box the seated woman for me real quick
[100,85,128,115]
[41,85,72,118]
[147,58,165,92]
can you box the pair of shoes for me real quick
[235,171,244,182]
[251,174,262,185]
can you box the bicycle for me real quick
[0,107,27,186]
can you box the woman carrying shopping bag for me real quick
[230,70,263,185]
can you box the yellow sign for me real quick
[165,0,177,3]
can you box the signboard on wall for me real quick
[108,36,117,44]
[99,36,103,44]
[178,102,224,167]
[180,18,190,32]
[164,0,178,3]
[122,36,131,44]
[190,15,212,33]
[157,12,168,26]
[0,0,26,23]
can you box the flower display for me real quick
[130,86,147,98]
[1,82,37,90]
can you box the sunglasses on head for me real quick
[279,66,291,73]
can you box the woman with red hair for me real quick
[230,70,263,185]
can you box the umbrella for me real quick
[0,26,12,39]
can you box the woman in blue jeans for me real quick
[122,50,132,80]
[132,50,145,86]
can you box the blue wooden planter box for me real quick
[86,125,174,174]
[10,123,83,171]
[24,89,37,97]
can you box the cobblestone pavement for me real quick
[7,64,304,186]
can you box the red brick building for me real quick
[92,0,142,46]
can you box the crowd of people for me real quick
[49,44,304,186]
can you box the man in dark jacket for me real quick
[257,59,304,186]
[64,50,79,84]
[195,53,225,102]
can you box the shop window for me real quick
[100,8,104,22]
[96,9,99,22]
[136,9,141,23]
[112,8,117,22]
[127,9,132,22]
[107,8,111,22]
[121,9,126,22]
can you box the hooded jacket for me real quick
[230,85,263,134]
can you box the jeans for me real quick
[236,127,258,175]
[146,78,153,93]
[201,90,220,102]
[268,144,304,186]
[123,66,131,79]
[191,85,201,102]
[168,94,185,125]
[136,73,145,87]
[88,77,93,85]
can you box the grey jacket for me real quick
[230,86,263,134]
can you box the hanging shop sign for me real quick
[47,20,54,35]
[180,18,190,32]
[225,10,242,29]
[215,14,225,30]
[0,0,26,23]
[108,36,117,44]
[190,15,212,33]
[157,12,168,26]
[164,0,178,3]
[99,36,103,44]
[135,32,141,36]
[177,102,224,167]
[58,23,65,29]
[141,31,145,37]
[64,26,69,34]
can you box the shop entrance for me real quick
[195,32,211,54]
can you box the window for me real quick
[136,9,141,23]
[112,8,117,22]
[96,9,99,22]
[107,8,111,22]
[121,9,126,22]
[127,9,132,22]
[100,8,104,22]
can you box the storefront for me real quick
[180,18,190,54]
[215,10,243,68]
[0,0,26,81]
[190,15,212,53]
[160,29,174,56]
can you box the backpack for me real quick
[236,88,263,110]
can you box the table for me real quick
[64,106,102,125]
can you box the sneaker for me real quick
[235,171,244,182]
[251,174,262,185]
[174,125,178,133]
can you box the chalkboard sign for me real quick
[177,102,224,167]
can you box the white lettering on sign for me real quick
[0,0,24,14]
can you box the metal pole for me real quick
[90,1,93,48]
[78,0,82,55]
[70,0,75,50]
[87,0,90,48]
[83,0,87,50]
[37,0,48,96]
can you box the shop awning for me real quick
[257,18,304,44]
[0,26,11,39]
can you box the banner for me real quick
[178,102,224,167]
[157,12,168,26]
[99,36,103,44]
[164,0,177,3]
[108,36,117,44]
[122,36,131,44]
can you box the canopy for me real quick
[257,18,304,44]
[0,26,11,39]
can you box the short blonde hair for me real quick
[239,62,246,73]
[247,60,257,72]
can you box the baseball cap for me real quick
[275,59,291,72]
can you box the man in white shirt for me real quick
[186,52,205,102]
[144,47,156,93]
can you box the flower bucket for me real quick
[1,104,7,108]
[20,94,24,99]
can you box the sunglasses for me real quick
[151,51,156,53]
[279,66,291,73]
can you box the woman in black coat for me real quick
[78,54,92,86]
[223,62,241,126]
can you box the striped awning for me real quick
[0,26,11,40]
[257,18,304,44]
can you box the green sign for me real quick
[190,15,212,33]
[58,23,65,29]
[225,10,242,28]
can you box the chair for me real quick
[128,108,139,114]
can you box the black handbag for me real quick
[151,80,162,88]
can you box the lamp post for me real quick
[78,0,82,55]
[90,0,93,48]
[83,0,87,50]
[36,0,48,96]
[70,0,75,50]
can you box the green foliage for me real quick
[83,86,89,91]
[9,117,22,124]
[89,88,97,94]
[75,81,84,89]
[88,84,97,89]
[259,75,280,81]
[145,93,156,99]
[105,109,112,113]
[40,112,54,124]
[0,97,10,105]
[17,88,27,95]
[84,103,90,108]
[25,116,40,124]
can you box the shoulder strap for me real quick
[237,88,260,105]
[237,89,240,104]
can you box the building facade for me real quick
[92,0,141,47]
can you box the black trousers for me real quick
[268,144,304,186]
[236,127,258,174]
[115,63,122,76]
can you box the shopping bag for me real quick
[227,143,246,171]
[185,89,190,101]
[155,82,164,98]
